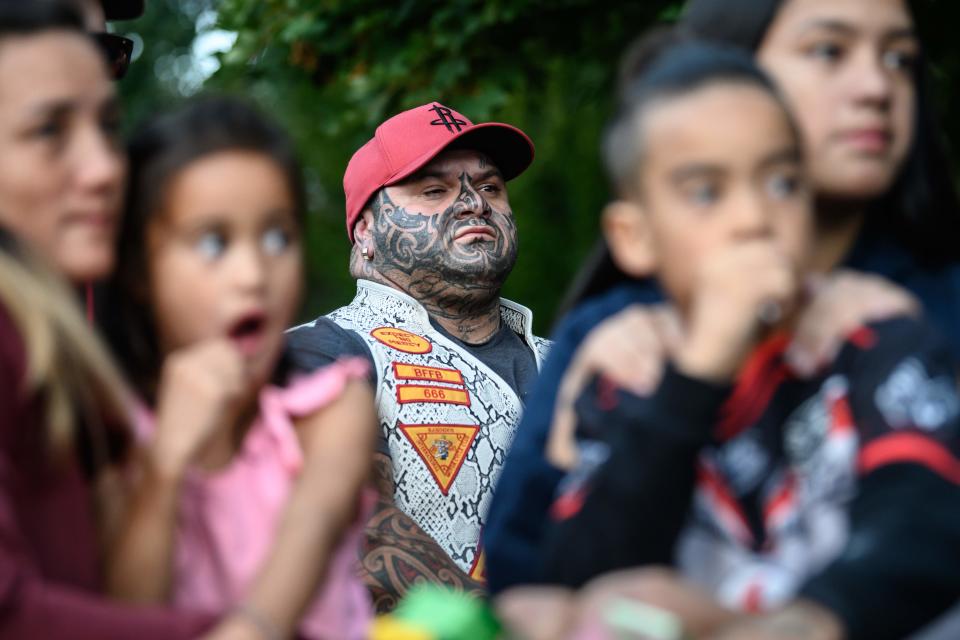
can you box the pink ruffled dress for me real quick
[133,358,375,640]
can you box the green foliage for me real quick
[117,0,215,130]
[207,0,679,332]
[912,1,960,162]
[121,0,960,334]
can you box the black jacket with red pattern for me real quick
[544,316,960,640]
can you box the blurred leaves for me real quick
[119,0,960,334]
[201,0,680,331]
[116,0,215,126]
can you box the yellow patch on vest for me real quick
[393,362,465,385]
[370,327,432,354]
[398,423,479,495]
[469,547,487,582]
[396,385,471,406]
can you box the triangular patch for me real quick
[469,547,486,582]
[398,423,479,495]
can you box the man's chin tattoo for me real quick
[366,188,519,317]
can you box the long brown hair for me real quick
[682,0,960,265]
[0,227,130,466]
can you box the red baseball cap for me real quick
[343,102,534,241]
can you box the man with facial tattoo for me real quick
[288,102,550,609]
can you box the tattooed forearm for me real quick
[358,454,484,612]
[358,499,485,613]
[370,453,395,499]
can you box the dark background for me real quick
[117,0,960,334]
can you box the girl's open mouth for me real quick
[228,312,267,357]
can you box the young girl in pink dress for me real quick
[99,96,377,640]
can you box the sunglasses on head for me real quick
[94,32,134,80]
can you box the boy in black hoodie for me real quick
[540,40,960,640]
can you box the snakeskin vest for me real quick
[325,279,550,576]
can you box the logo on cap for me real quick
[428,104,467,133]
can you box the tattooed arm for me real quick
[359,452,485,612]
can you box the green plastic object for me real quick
[601,597,686,640]
[389,585,502,640]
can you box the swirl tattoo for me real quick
[364,173,519,322]
[358,454,484,612]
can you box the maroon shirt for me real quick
[0,303,213,639]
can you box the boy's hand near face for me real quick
[676,239,798,382]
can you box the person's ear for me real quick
[353,208,375,256]
[602,199,657,278]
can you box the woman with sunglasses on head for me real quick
[73,0,139,80]
[0,2,276,638]
[486,0,960,622]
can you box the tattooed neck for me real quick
[356,187,518,343]
[431,299,503,345]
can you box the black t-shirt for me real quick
[288,317,537,401]
[287,315,538,452]
[287,317,373,371]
